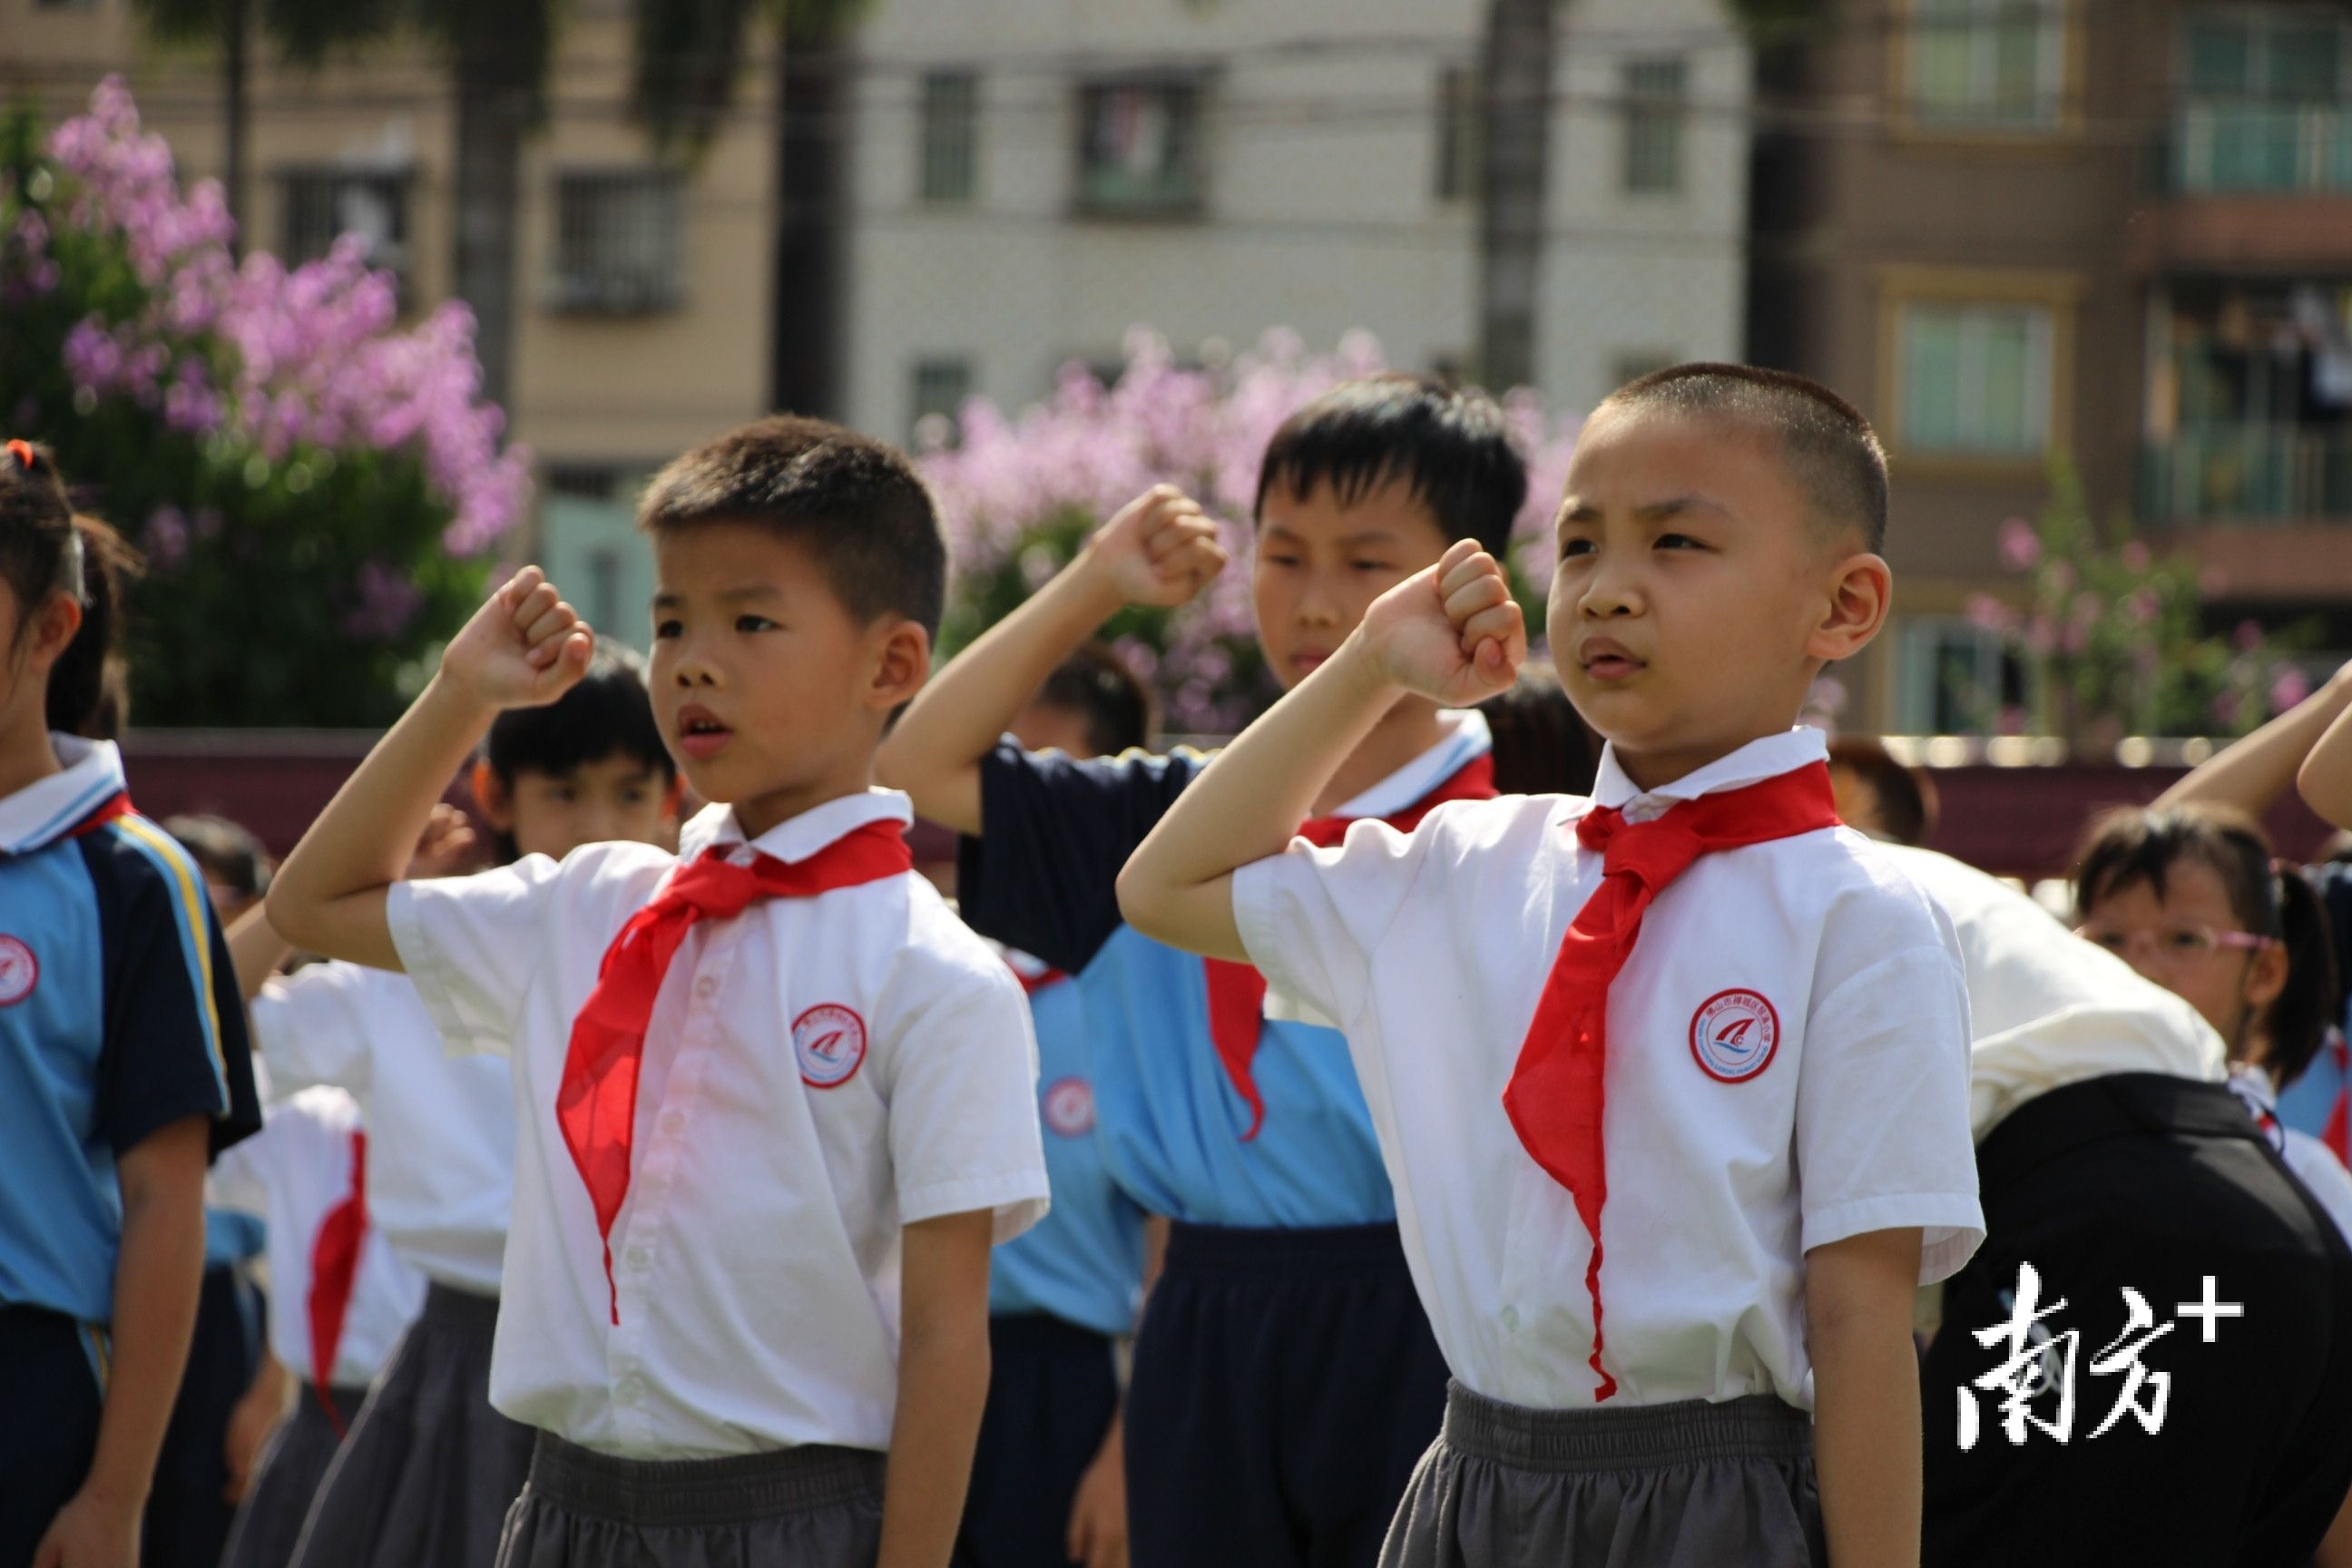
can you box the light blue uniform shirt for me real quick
[956,715,1493,1230]
[987,964,1147,1336]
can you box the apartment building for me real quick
[1751,0,2352,732]
[0,0,777,642]
[840,0,1755,444]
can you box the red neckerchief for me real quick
[2325,1034,2349,1164]
[65,789,133,839]
[557,818,913,1323]
[1504,761,1839,1401]
[306,1130,368,1436]
[1201,753,1497,1140]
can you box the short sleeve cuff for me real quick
[1232,854,1319,1015]
[1802,1193,1987,1285]
[386,880,510,1058]
[899,1170,1053,1245]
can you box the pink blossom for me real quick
[2235,620,2264,653]
[2273,666,2313,713]
[1997,516,2042,572]
[923,328,1579,729]
[36,80,528,558]
[1965,593,2015,633]
[142,505,187,570]
[2121,539,2151,573]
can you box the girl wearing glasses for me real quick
[2073,803,2352,1243]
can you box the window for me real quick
[920,71,978,204]
[2175,12,2352,191]
[279,168,412,287]
[1076,76,1206,217]
[1436,65,1483,202]
[1907,0,2066,130]
[1896,618,2031,733]
[548,171,684,315]
[1622,58,1688,193]
[1898,302,2053,455]
[909,357,973,446]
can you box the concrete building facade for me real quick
[840,0,1754,443]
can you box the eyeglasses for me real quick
[2074,921,2277,967]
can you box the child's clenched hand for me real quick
[439,566,595,711]
[1356,539,1525,707]
[1079,485,1230,610]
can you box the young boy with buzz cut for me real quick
[1118,363,1985,1568]
[267,415,1051,1568]
[878,372,1523,1568]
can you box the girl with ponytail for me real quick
[2073,802,2352,1241]
[0,439,260,1566]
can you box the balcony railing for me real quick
[2171,101,2352,193]
[2143,425,2352,524]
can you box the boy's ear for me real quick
[469,759,517,833]
[1806,553,1892,665]
[2243,940,2290,1015]
[660,773,686,822]
[866,618,933,711]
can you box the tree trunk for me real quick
[452,50,530,415]
[770,25,848,419]
[1476,0,1556,393]
[221,0,247,257]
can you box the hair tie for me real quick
[5,439,33,469]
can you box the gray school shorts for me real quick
[496,1430,887,1568]
[1380,1380,1826,1568]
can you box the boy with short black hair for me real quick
[1120,363,1984,1566]
[268,416,1049,1568]
[880,372,1524,1568]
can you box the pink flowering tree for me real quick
[0,79,529,726]
[921,328,1582,733]
[1963,462,2316,747]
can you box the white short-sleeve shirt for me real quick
[387,789,1050,1459]
[1231,727,1984,1411]
[250,961,514,1292]
[210,1079,426,1385]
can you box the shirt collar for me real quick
[1591,727,1829,822]
[677,787,914,867]
[1332,708,1494,820]
[0,733,128,856]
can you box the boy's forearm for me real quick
[1119,635,1394,958]
[876,1311,991,1568]
[877,554,1125,833]
[227,904,293,1003]
[1812,1319,1922,1568]
[268,675,494,969]
[1807,1231,1925,1568]
[83,1121,209,1510]
[2300,698,2352,829]
[2159,666,2352,816]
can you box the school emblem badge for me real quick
[1043,1077,1095,1138]
[1689,989,1779,1083]
[793,1004,867,1089]
[0,936,34,1006]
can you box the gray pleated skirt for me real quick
[220,1382,368,1568]
[1379,1381,1826,1568]
[496,1430,887,1567]
[289,1284,538,1568]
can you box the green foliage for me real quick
[1966,460,2318,743]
